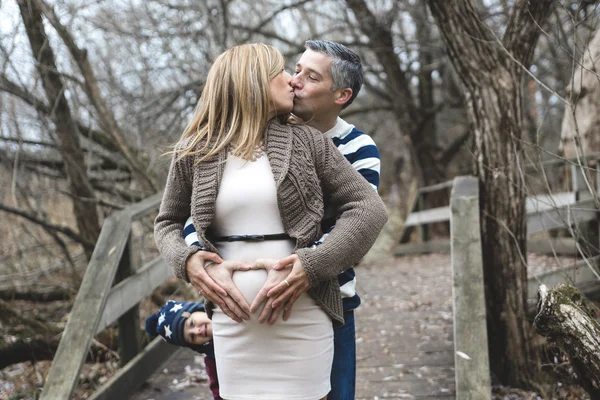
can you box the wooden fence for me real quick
[39,193,175,400]
[399,152,600,256]
[447,153,600,398]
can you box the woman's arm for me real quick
[154,152,204,280]
[295,128,388,286]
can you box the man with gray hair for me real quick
[183,40,381,400]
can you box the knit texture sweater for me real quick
[154,118,388,327]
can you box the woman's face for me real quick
[184,311,213,345]
[269,70,294,117]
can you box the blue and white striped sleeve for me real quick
[183,216,207,250]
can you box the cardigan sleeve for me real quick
[295,130,388,287]
[154,152,204,282]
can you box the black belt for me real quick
[212,233,291,242]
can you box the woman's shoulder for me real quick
[288,122,322,139]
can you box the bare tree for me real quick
[426,0,556,390]
[17,0,101,257]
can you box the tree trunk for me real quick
[17,0,101,257]
[534,284,600,398]
[344,0,445,187]
[427,0,555,390]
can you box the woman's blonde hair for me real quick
[174,43,285,162]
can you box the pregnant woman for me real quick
[154,43,387,400]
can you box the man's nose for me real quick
[290,74,302,89]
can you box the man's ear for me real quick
[334,88,353,107]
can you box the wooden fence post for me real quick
[115,233,141,366]
[450,176,491,400]
[419,192,430,242]
[571,163,599,257]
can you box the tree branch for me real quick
[35,0,156,193]
[0,202,94,250]
[503,0,557,68]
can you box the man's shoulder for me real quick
[335,127,378,149]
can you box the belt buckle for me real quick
[248,235,265,242]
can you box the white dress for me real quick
[210,153,334,400]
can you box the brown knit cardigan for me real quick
[154,118,388,327]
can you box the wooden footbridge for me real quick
[39,154,600,399]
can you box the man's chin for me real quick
[291,109,313,122]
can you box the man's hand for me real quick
[267,254,311,321]
[205,260,252,322]
[249,259,291,325]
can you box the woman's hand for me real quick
[206,260,253,323]
[186,250,226,301]
[268,254,311,321]
[249,259,291,324]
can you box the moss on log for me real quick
[534,284,600,398]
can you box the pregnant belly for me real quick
[231,269,268,305]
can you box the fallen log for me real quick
[534,284,600,398]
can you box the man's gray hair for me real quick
[305,40,363,109]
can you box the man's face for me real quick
[291,49,339,121]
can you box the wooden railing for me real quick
[39,192,178,400]
[400,152,600,254]
[448,154,600,397]
[448,167,600,398]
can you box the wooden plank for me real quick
[529,151,600,169]
[418,180,453,194]
[527,256,600,301]
[115,235,141,366]
[526,192,575,213]
[40,211,132,400]
[405,206,450,227]
[449,176,491,400]
[395,239,451,255]
[97,257,172,334]
[527,199,598,235]
[128,192,162,220]
[395,238,580,257]
[88,337,181,400]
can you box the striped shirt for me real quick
[183,117,381,312]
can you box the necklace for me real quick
[229,141,265,162]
